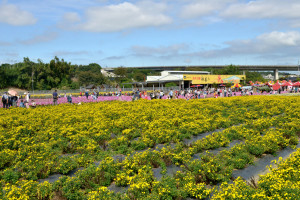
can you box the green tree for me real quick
[245,71,266,83]
[214,65,240,75]
[0,58,104,90]
[133,72,145,82]
[114,67,127,78]
[78,71,105,86]
[165,82,177,87]
[0,64,7,88]
[15,57,34,89]
[76,63,101,74]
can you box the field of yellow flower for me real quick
[0,96,299,199]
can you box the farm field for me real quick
[0,96,300,199]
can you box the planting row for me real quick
[1,108,299,199]
[211,145,300,199]
[0,96,299,199]
[0,97,288,181]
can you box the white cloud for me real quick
[221,0,300,19]
[257,31,300,47]
[63,12,81,23]
[195,31,300,59]
[63,1,172,32]
[128,31,300,64]
[5,52,19,57]
[53,50,89,56]
[20,32,58,45]
[0,3,37,25]
[130,44,189,56]
[179,0,300,28]
[0,41,12,46]
[180,0,237,19]
[102,56,125,61]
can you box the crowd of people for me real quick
[131,87,246,100]
[129,85,300,100]
[1,91,34,109]
[1,84,299,109]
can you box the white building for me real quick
[146,71,210,88]
[101,69,118,78]
[263,74,274,80]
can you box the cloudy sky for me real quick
[1,0,300,68]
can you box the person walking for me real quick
[214,91,218,98]
[53,90,58,105]
[67,94,72,104]
[159,90,164,99]
[2,92,9,108]
[132,89,139,101]
[203,90,207,99]
[85,90,89,99]
[19,100,26,108]
[23,92,30,108]
[7,94,13,107]
[12,95,18,107]
[224,88,228,97]
[169,89,173,99]
[31,100,37,108]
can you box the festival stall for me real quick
[272,82,281,90]
[282,81,293,87]
[293,81,300,87]
[231,83,242,92]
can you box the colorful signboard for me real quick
[183,75,246,84]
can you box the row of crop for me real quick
[113,113,299,187]
[0,96,299,199]
[109,97,287,153]
[103,108,299,199]
[0,108,285,183]
[3,107,298,200]
[211,145,300,199]
[0,97,289,182]
[96,107,299,198]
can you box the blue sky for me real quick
[1,0,300,69]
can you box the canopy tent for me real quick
[293,81,300,87]
[242,86,252,90]
[282,81,293,87]
[255,81,262,84]
[250,81,264,86]
[231,83,242,88]
[254,83,263,86]
[266,81,274,86]
[272,82,281,90]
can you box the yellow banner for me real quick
[183,75,246,84]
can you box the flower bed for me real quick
[0,96,299,199]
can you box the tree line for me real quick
[0,57,162,90]
[0,57,106,90]
[0,58,267,90]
